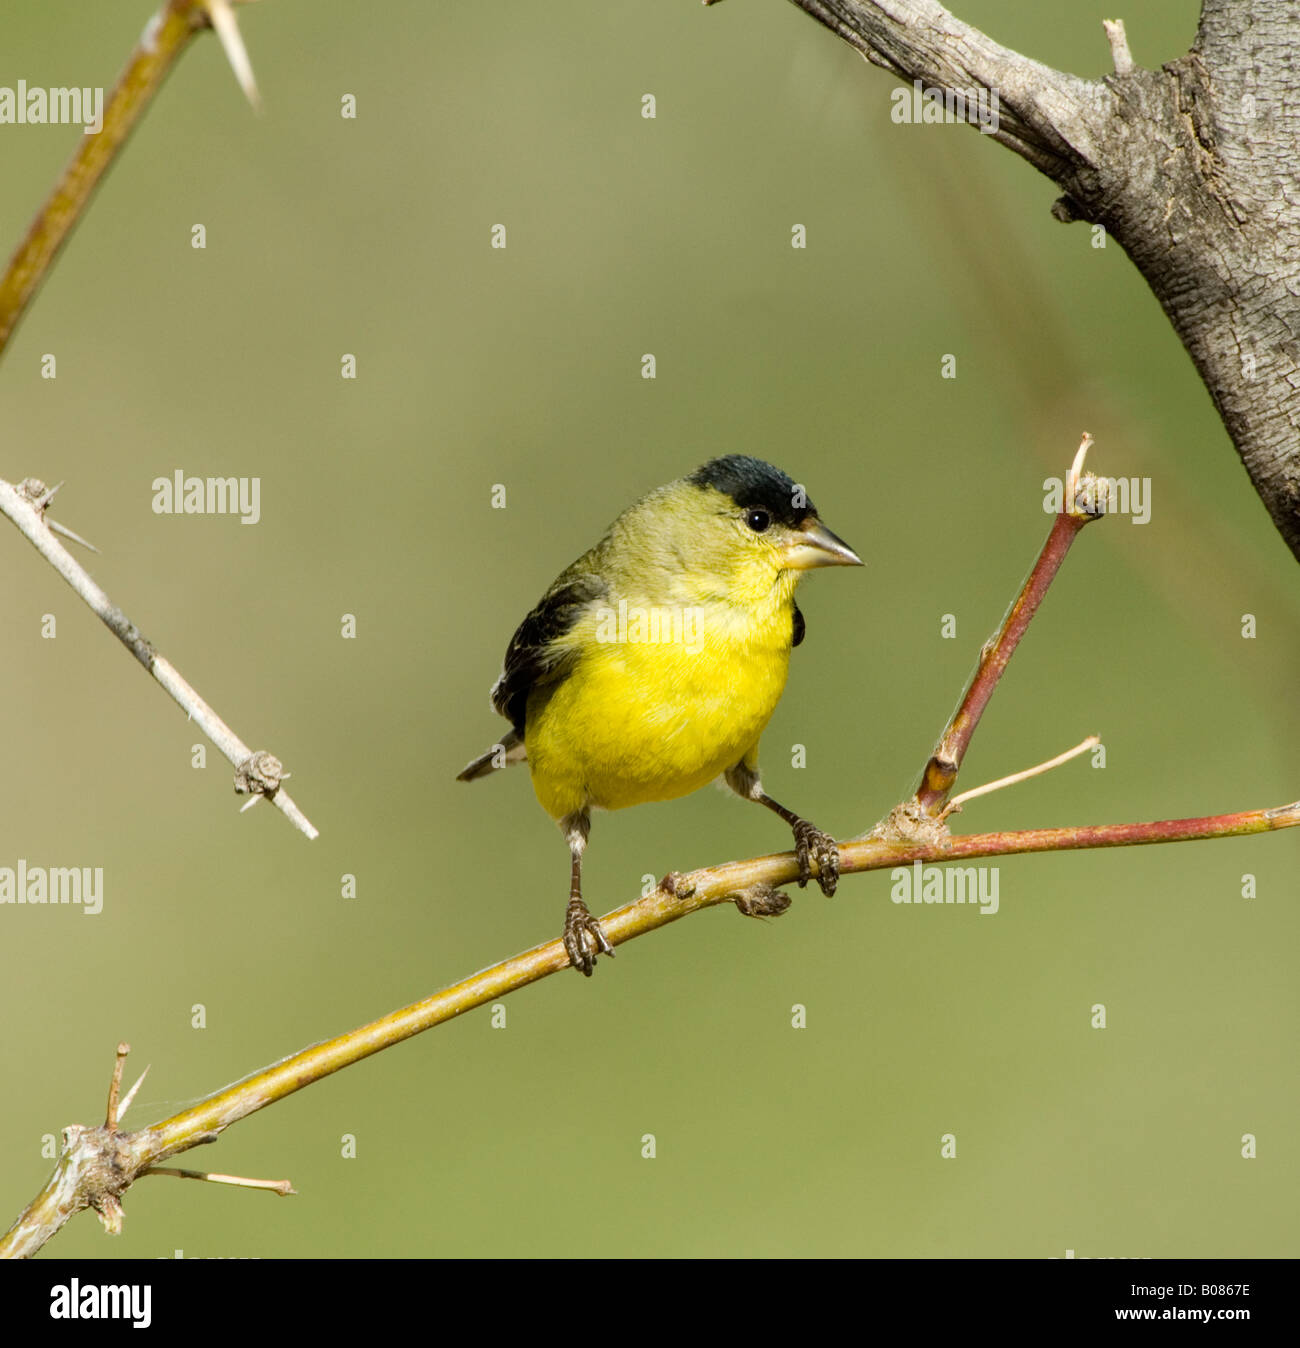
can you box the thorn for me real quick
[1066,432,1093,505]
[207,0,262,112]
[48,519,100,553]
[19,478,100,549]
[144,1166,296,1196]
[118,1064,151,1121]
[1065,432,1108,518]
[942,735,1101,818]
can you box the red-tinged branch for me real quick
[915,510,1088,814]
[5,790,1296,1257]
[847,800,1300,868]
[916,437,1103,815]
[0,0,210,357]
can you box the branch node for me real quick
[728,883,792,918]
[234,750,287,799]
[658,871,696,899]
[17,476,58,509]
[47,1115,148,1242]
[865,800,951,848]
[1050,195,1086,224]
[14,477,100,549]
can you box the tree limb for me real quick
[783,0,1300,562]
[0,0,262,357]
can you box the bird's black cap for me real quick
[687,454,815,528]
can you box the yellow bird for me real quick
[458,455,862,974]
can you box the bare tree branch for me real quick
[0,0,262,357]
[0,478,318,839]
[784,0,1300,562]
[0,3,314,837]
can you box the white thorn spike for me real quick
[207,0,261,112]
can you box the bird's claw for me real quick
[563,897,614,976]
[792,819,839,896]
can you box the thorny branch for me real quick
[5,436,1295,1257]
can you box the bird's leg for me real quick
[561,811,614,976]
[724,761,840,896]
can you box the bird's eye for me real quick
[745,508,772,533]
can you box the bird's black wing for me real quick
[792,601,806,648]
[491,571,608,735]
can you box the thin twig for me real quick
[104,1043,130,1131]
[143,1168,293,1195]
[1103,19,1135,75]
[0,479,318,839]
[943,735,1100,817]
[916,434,1103,815]
[0,1,205,357]
[0,1,264,357]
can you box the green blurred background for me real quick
[1,0,1296,1258]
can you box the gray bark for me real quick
[788,0,1300,564]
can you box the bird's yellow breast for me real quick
[524,586,795,819]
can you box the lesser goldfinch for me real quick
[458,455,862,974]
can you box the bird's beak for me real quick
[783,517,864,570]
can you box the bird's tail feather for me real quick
[456,729,526,781]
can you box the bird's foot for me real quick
[792,818,840,896]
[563,896,614,976]
[658,871,696,900]
[730,883,792,918]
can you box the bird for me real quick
[457,454,862,975]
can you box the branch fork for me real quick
[778,0,1300,562]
